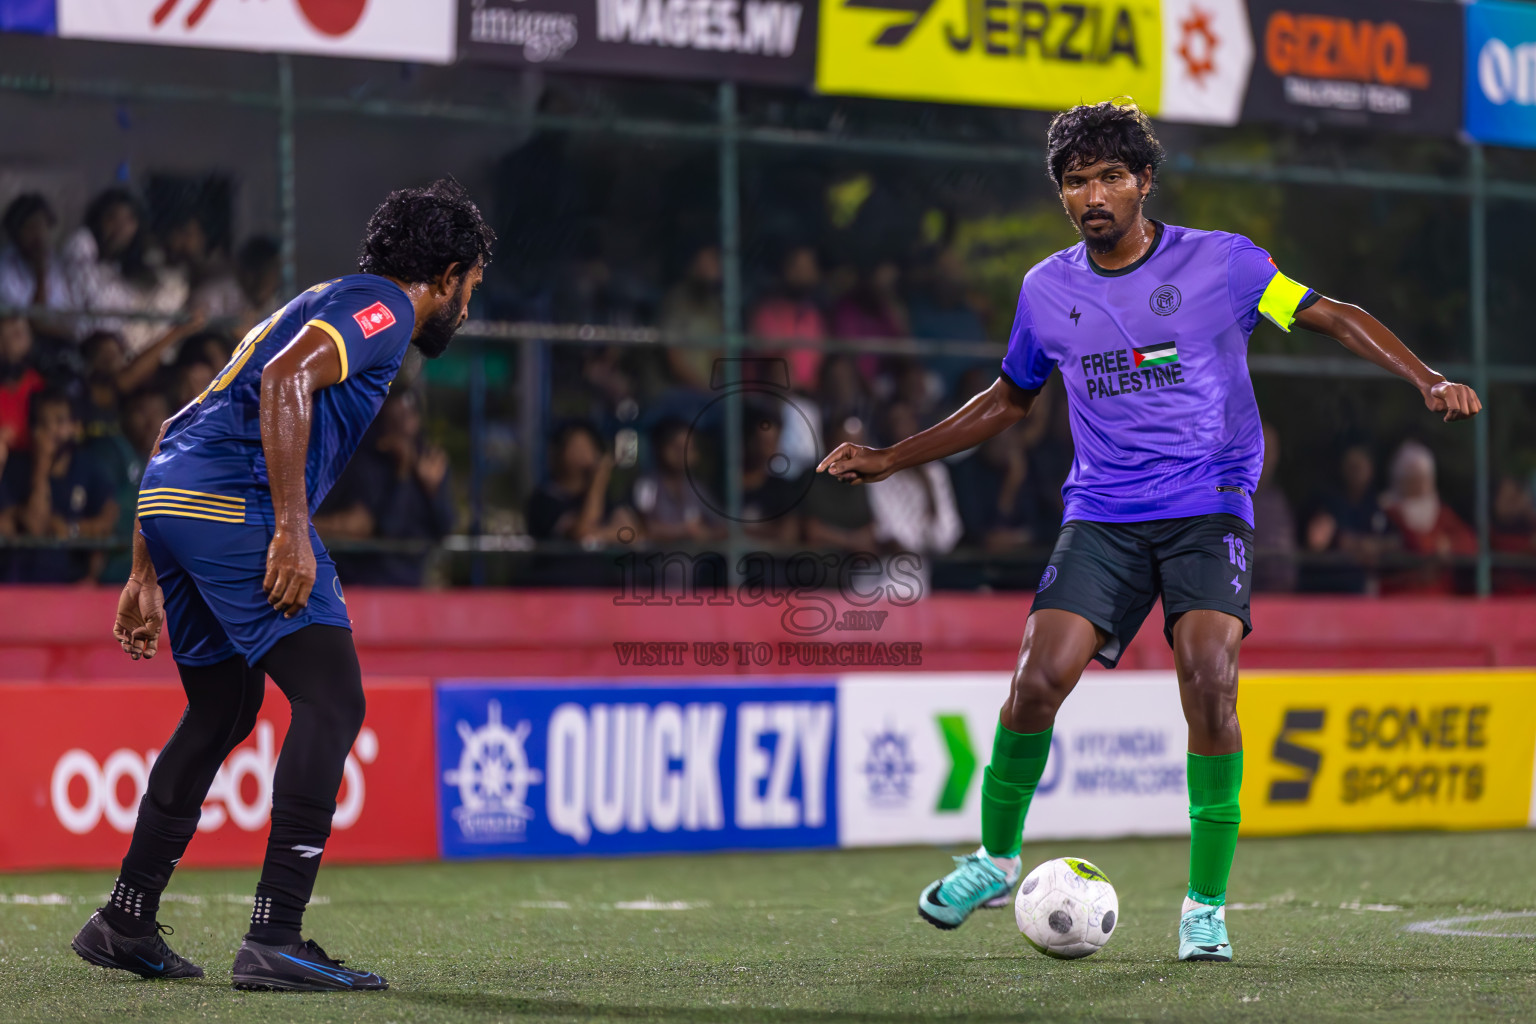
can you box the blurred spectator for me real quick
[95,387,169,583]
[0,387,119,582]
[1,194,74,330]
[81,312,207,401]
[1380,440,1476,595]
[0,316,45,453]
[1252,422,1297,592]
[800,415,877,552]
[660,244,723,394]
[63,188,187,355]
[630,417,724,545]
[950,421,1053,552]
[867,402,961,563]
[750,245,827,391]
[234,237,283,331]
[830,258,908,368]
[171,338,221,408]
[527,420,638,545]
[314,390,455,587]
[1491,475,1536,594]
[815,353,874,436]
[739,401,803,545]
[1302,444,1391,593]
[162,208,243,320]
[908,247,991,389]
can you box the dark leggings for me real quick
[121,624,365,935]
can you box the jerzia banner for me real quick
[460,0,817,85]
[1241,0,1462,134]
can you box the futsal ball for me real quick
[1014,857,1119,959]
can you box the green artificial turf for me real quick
[4,831,1536,1023]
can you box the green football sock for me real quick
[1186,750,1243,905]
[979,721,1053,859]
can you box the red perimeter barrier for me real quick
[0,587,1531,679]
[0,678,437,871]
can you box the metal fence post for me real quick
[276,55,297,297]
[1470,143,1491,598]
[718,82,744,580]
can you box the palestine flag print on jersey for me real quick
[1133,341,1179,368]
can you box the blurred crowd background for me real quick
[4,35,1536,596]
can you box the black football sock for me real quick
[103,802,200,937]
[247,626,365,946]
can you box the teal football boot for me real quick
[1178,900,1233,962]
[918,847,1019,930]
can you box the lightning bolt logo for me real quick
[842,0,936,45]
[1069,306,1081,325]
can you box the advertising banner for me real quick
[57,0,456,64]
[0,680,439,871]
[1158,0,1252,125]
[1465,0,1536,150]
[435,679,839,858]
[815,0,1162,112]
[1241,0,1462,134]
[1240,671,1536,835]
[0,0,55,34]
[837,672,1190,847]
[461,0,816,85]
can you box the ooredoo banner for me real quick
[0,680,438,871]
[1239,671,1536,835]
[1465,0,1536,150]
[1241,0,1462,134]
[57,0,457,64]
[435,679,838,858]
[461,0,816,85]
[837,672,1191,847]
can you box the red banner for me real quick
[0,679,437,871]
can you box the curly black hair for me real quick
[3,193,54,242]
[358,177,495,284]
[1045,101,1165,190]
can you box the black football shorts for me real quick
[1030,513,1255,668]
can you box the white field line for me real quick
[0,893,329,906]
[1406,911,1536,938]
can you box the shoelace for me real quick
[302,939,346,968]
[150,922,179,958]
[940,855,1003,905]
[1181,907,1224,945]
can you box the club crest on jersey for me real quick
[353,301,396,338]
[1149,284,1181,316]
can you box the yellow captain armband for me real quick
[1257,271,1313,333]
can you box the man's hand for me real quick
[264,528,316,618]
[1424,380,1482,423]
[817,443,896,485]
[113,577,163,661]
[417,445,449,492]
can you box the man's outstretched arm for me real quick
[1294,297,1482,422]
[260,326,344,616]
[818,375,1040,484]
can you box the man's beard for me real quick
[1079,211,1128,254]
[411,283,466,359]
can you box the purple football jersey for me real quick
[1001,222,1315,527]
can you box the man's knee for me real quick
[1180,662,1238,738]
[1003,658,1078,729]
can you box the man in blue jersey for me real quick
[71,179,494,991]
[818,102,1480,962]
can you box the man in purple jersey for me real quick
[817,101,1480,962]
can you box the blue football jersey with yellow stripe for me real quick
[139,274,416,526]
